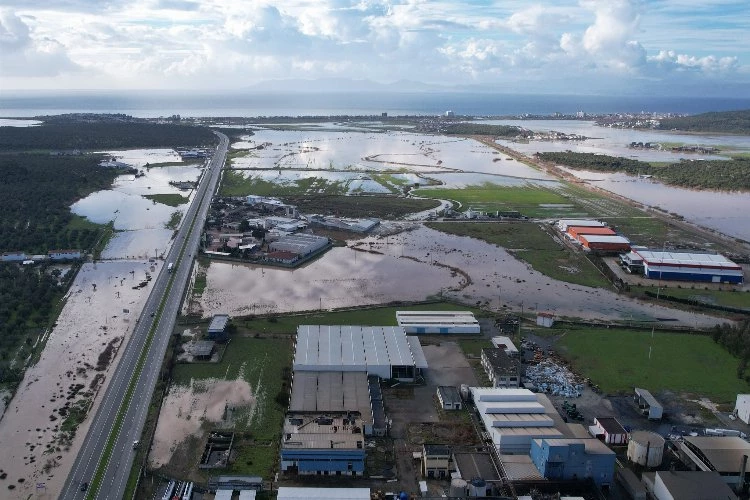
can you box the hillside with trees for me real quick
[656,109,750,134]
[537,152,750,191]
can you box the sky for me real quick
[1,0,749,96]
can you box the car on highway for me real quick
[80,482,88,492]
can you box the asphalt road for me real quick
[60,131,228,499]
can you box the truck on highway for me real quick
[167,262,174,272]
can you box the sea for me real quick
[1,90,749,118]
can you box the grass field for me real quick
[632,286,750,310]
[427,221,612,288]
[282,194,440,219]
[414,184,571,217]
[220,170,348,197]
[143,193,190,207]
[552,326,750,402]
[231,301,485,335]
[170,336,292,478]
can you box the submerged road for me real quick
[61,132,228,499]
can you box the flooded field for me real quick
[149,376,254,468]
[559,168,750,242]
[195,226,723,328]
[0,261,156,499]
[488,119,748,161]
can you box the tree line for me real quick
[657,109,750,134]
[712,319,750,380]
[537,151,750,191]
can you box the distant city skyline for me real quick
[1,0,748,97]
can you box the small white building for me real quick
[590,417,628,445]
[734,394,750,424]
[437,386,463,410]
[491,336,519,357]
[536,313,555,328]
[397,310,480,335]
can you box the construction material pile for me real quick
[526,359,584,398]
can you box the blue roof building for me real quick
[530,438,616,487]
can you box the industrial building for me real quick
[642,470,737,500]
[481,348,521,388]
[677,436,750,489]
[453,452,501,483]
[556,219,606,232]
[471,387,571,454]
[207,314,230,341]
[530,438,616,486]
[566,226,616,238]
[436,386,463,410]
[396,310,480,334]
[627,431,665,468]
[309,215,380,233]
[628,248,744,284]
[294,325,428,382]
[734,394,750,424]
[277,488,370,500]
[422,444,451,478]
[634,388,663,420]
[578,234,631,252]
[491,336,519,357]
[48,249,82,260]
[589,417,628,445]
[269,233,329,256]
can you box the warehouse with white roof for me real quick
[555,219,606,232]
[294,325,428,381]
[396,310,480,334]
[631,248,743,284]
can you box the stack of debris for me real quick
[525,359,584,398]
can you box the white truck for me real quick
[167,262,174,272]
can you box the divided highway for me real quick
[61,131,229,499]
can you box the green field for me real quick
[143,193,190,207]
[553,327,750,402]
[232,302,484,335]
[221,170,349,197]
[427,221,612,288]
[632,286,750,310]
[171,336,292,477]
[414,184,571,217]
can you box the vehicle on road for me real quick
[80,482,88,492]
[133,440,139,449]
[167,262,174,272]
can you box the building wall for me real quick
[530,440,615,486]
[280,449,365,475]
[644,267,743,284]
[422,454,450,478]
[736,395,750,425]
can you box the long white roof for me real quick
[278,488,370,500]
[294,325,425,372]
[634,249,741,269]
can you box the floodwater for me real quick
[192,239,461,316]
[486,119,748,161]
[101,229,175,260]
[0,261,156,499]
[559,167,750,241]
[231,131,553,179]
[149,376,254,468]
[98,148,183,168]
[0,118,42,127]
[195,225,723,328]
[71,149,202,236]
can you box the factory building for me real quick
[471,388,570,454]
[269,234,329,256]
[294,325,428,382]
[589,417,628,445]
[481,348,521,388]
[530,438,616,486]
[396,310,480,334]
[556,219,606,232]
[277,488,370,500]
[422,444,451,478]
[642,470,737,500]
[436,386,463,410]
[48,249,82,260]
[734,394,750,424]
[630,248,743,284]
[677,436,750,489]
[566,226,616,238]
[578,234,631,252]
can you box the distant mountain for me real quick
[657,109,750,134]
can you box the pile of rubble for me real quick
[525,359,584,398]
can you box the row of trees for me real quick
[443,123,525,137]
[537,152,750,191]
[712,320,750,380]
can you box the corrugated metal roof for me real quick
[239,491,257,500]
[278,488,370,500]
[634,387,662,410]
[579,235,630,244]
[208,314,229,333]
[407,336,429,369]
[634,249,740,269]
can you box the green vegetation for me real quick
[231,302,482,334]
[282,194,440,219]
[414,184,570,217]
[0,121,216,151]
[427,221,611,288]
[632,287,750,310]
[221,170,348,197]
[538,151,750,191]
[457,338,494,357]
[0,263,72,385]
[143,193,190,207]
[656,109,750,134]
[444,123,525,137]
[193,269,207,296]
[165,211,183,230]
[553,326,749,402]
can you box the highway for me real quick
[61,131,228,499]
